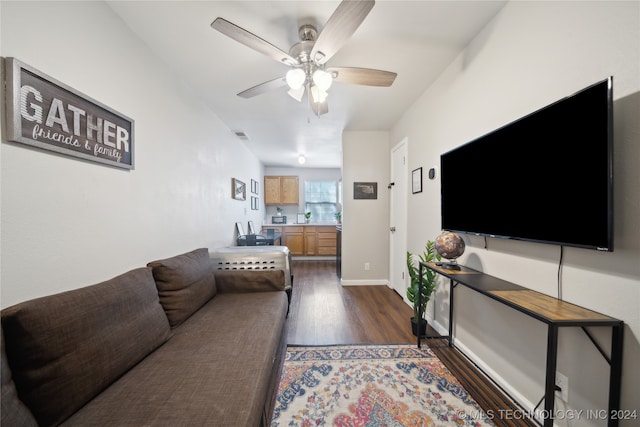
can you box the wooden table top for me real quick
[423,262,621,325]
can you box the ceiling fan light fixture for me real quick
[287,86,305,102]
[312,69,332,91]
[310,85,328,103]
[213,0,395,121]
[286,69,306,90]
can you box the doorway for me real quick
[389,138,408,300]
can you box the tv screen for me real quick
[440,77,613,251]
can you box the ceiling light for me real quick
[298,155,306,164]
[310,85,328,103]
[285,67,331,115]
[287,86,305,102]
[312,69,332,91]
[286,69,305,90]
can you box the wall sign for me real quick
[5,58,134,169]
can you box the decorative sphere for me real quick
[435,232,465,260]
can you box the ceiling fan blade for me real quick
[311,0,375,65]
[211,17,299,66]
[238,77,287,98]
[308,83,329,116]
[328,67,397,87]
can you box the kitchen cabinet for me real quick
[316,227,337,256]
[304,227,317,256]
[263,225,336,256]
[264,176,299,205]
[283,227,304,255]
[266,226,304,255]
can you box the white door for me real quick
[389,139,408,299]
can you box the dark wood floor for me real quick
[284,260,537,427]
[286,260,416,345]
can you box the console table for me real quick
[418,262,624,427]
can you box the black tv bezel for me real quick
[440,77,614,252]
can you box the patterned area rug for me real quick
[271,344,494,427]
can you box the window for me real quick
[304,181,338,222]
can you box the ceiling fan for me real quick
[211,0,396,116]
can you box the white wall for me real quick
[391,1,639,425]
[341,131,390,285]
[0,1,264,308]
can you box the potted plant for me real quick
[334,212,342,223]
[276,207,282,216]
[406,241,441,337]
[304,211,311,223]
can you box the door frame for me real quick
[389,138,408,300]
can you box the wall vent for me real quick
[233,130,249,140]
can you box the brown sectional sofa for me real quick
[1,248,289,427]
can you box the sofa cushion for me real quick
[1,267,171,427]
[214,269,286,293]
[60,290,288,427]
[147,248,217,327]
[1,330,38,427]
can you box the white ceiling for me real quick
[107,1,506,168]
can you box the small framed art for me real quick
[353,182,377,200]
[232,178,246,201]
[412,168,423,194]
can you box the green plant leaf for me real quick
[406,240,441,321]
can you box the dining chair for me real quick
[236,222,245,237]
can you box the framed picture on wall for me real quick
[251,179,259,195]
[232,178,246,201]
[251,196,258,210]
[412,167,423,194]
[353,182,377,200]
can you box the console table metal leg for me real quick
[449,278,455,347]
[543,325,559,427]
[608,323,624,427]
[417,263,423,349]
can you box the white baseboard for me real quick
[453,341,536,413]
[426,319,541,424]
[429,317,448,336]
[340,279,389,287]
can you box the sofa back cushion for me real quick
[1,331,38,427]
[147,248,217,327]
[1,267,171,427]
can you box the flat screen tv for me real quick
[440,77,613,251]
